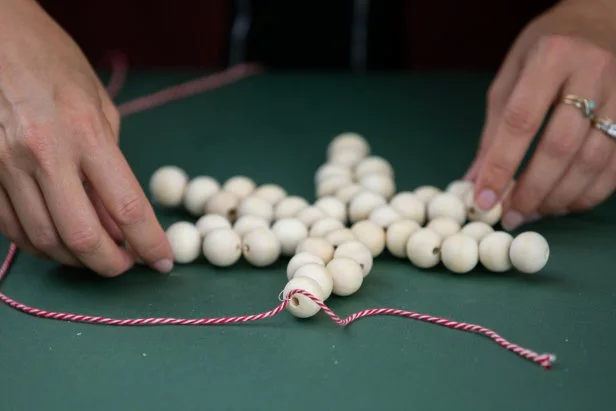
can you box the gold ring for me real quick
[562,94,597,119]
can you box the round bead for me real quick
[149,165,188,207]
[330,149,364,168]
[294,263,334,300]
[478,231,513,272]
[386,219,421,258]
[271,218,309,256]
[295,237,335,264]
[335,184,363,204]
[440,234,479,274]
[333,240,373,277]
[325,228,356,247]
[359,173,396,199]
[233,215,269,237]
[326,257,363,296]
[348,191,387,223]
[464,191,502,226]
[222,176,255,200]
[253,184,287,205]
[202,228,242,267]
[237,195,274,223]
[389,192,426,224]
[242,228,281,267]
[287,252,324,280]
[183,176,220,216]
[274,196,309,220]
[196,214,231,237]
[406,228,442,268]
[351,220,386,257]
[461,221,494,242]
[166,221,201,263]
[205,191,240,221]
[314,196,347,222]
[316,175,353,198]
[426,217,461,238]
[315,163,353,183]
[295,206,326,228]
[427,192,466,225]
[413,185,441,205]
[446,180,474,198]
[327,132,370,158]
[309,218,344,237]
[283,276,325,318]
[369,205,402,228]
[355,156,394,179]
[509,231,550,274]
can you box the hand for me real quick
[0,0,174,275]
[465,0,616,229]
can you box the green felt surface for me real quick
[1,72,615,411]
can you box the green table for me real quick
[1,72,614,411]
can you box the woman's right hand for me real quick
[0,0,174,276]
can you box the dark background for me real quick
[37,0,558,70]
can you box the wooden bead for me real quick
[295,237,335,264]
[386,219,420,258]
[446,180,474,198]
[294,263,334,300]
[196,214,231,237]
[509,231,549,274]
[351,220,386,257]
[317,175,353,198]
[427,192,466,225]
[330,149,364,168]
[355,156,394,179]
[237,196,274,223]
[389,192,426,224]
[205,191,240,221]
[315,163,353,183]
[333,240,373,277]
[295,206,327,228]
[348,191,386,223]
[326,257,363,296]
[325,228,356,247]
[271,218,309,256]
[478,231,513,272]
[283,276,325,318]
[222,176,256,200]
[440,233,479,274]
[359,173,396,199]
[406,228,442,268]
[314,196,347,222]
[426,217,461,238]
[327,132,370,159]
[287,252,324,280]
[253,184,287,205]
[464,190,502,226]
[233,215,269,237]
[460,221,494,242]
[369,205,402,228]
[202,228,242,267]
[309,218,344,237]
[413,185,441,205]
[149,165,188,207]
[335,184,363,204]
[274,196,309,220]
[166,221,201,264]
[183,176,220,216]
[242,228,281,267]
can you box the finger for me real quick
[1,170,83,267]
[569,142,616,212]
[539,101,616,215]
[37,162,134,277]
[82,140,174,273]
[0,185,45,258]
[98,88,121,141]
[85,182,124,244]
[473,39,570,212]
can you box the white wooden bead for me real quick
[348,191,387,223]
[325,228,356,247]
[427,192,466,225]
[326,257,363,296]
[464,190,502,226]
[446,180,474,198]
[316,175,353,198]
[271,218,309,256]
[294,263,334,300]
[406,228,442,268]
[386,219,421,258]
[389,192,426,224]
[166,221,201,263]
[359,173,396,199]
[283,276,324,318]
[330,149,364,169]
[202,228,242,267]
[295,237,335,264]
[309,218,344,237]
[274,196,309,220]
[355,156,394,179]
[253,184,287,205]
[222,176,256,200]
[369,205,402,228]
[478,231,513,272]
[461,221,494,242]
[315,163,353,183]
[314,196,347,222]
[509,231,549,274]
[333,240,373,277]
[242,228,281,267]
[426,217,461,238]
[351,220,386,257]
[233,215,269,237]
[287,252,324,280]
[183,176,220,216]
[327,132,370,158]
[196,214,231,237]
[295,206,326,228]
[205,191,240,221]
[149,165,188,207]
[335,184,363,204]
[413,185,441,205]
[237,195,274,223]
[441,233,479,273]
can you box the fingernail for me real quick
[476,189,497,210]
[153,258,173,273]
[502,210,524,230]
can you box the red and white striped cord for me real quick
[0,55,556,370]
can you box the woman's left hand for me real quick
[465,0,616,230]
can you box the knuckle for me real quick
[539,34,573,62]
[71,110,104,146]
[65,226,102,255]
[115,194,147,226]
[542,134,578,158]
[502,103,539,135]
[21,123,57,172]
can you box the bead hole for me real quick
[291,297,300,307]
[432,247,440,255]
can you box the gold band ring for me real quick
[562,94,597,119]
